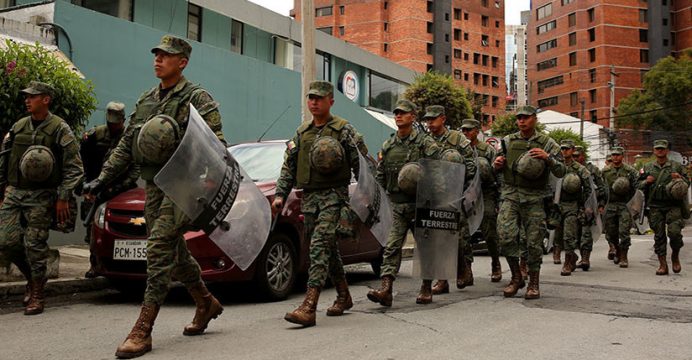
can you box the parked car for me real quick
[91,140,383,300]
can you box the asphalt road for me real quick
[2,229,691,360]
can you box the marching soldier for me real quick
[638,140,689,275]
[273,81,362,327]
[601,147,638,267]
[493,106,565,299]
[367,100,441,306]
[0,81,84,315]
[574,145,607,270]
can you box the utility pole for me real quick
[580,98,586,140]
[608,65,619,130]
[301,0,316,123]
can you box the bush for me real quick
[404,71,472,129]
[0,40,96,136]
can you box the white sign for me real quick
[340,70,359,101]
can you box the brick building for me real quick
[292,0,506,125]
[527,0,692,129]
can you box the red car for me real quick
[91,140,383,300]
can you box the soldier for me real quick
[601,147,638,267]
[462,118,503,282]
[493,105,565,299]
[638,139,689,275]
[0,81,84,315]
[80,101,139,278]
[367,99,441,306]
[421,109,477,296]
[552,140,592,276]
[272,81,361,327]
[603,154,613,170]
[574,145,607,270]
[83,35,225,358]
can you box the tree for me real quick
[0,40,97,136]
[404,71,472,129]
[617,49,692,131]
[490,113,546,138]
[546,128,590,158]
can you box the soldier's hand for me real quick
[529,148,549,160]
[671,172,682,180]
[271,197,284,216]
[646,175,655,184]
[56,199,70,224]
[493,156,506,170]
[83,179,104,196]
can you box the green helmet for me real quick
[137,115,181,164]
[666,179,688,200]
[19,145,55,182]
[440,149,462,163]
[477,157,494,183]
[309,136,345,174]
[561,173,582,194]
[397,162,422,196]
[611,177,631,196]
[516,152,545,180]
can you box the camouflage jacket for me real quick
[560,159,593,205]
[98,77,224,185]
[474,140,501,196]
[432,129,476,185]
[637,159,689,207]
[602,163,638,203]
[585,162,607,207]
[80,125,139,186]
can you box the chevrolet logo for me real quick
[128,217,146,226]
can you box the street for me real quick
[1,229,691,360]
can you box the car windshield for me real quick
[229,142,286,182]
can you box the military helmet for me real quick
[611,177,631,196]
[19,145,55,182]
[440,149,463,163]
[309,136,345,174]
[477,156,494,183]
[561,173,582,194]
[516,152,545,180]
[137,115,181,165]
[398,162,422,196]
[666,178,688,200]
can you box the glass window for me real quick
[537,4,552,20]
[569,32,577,46]
[639,29,648,42]
[538,96,558,107]
[568,13,576,27]
[369,72,407,112]
[588,8,595,22]
[231,19,243,54]
[187,3,202,41]
[640,49,649,63]
[589,48,596,62]
[318,27,333,35]
[1,0,16,8]
[570,92,578,106]
[454,8,461,20]
[72,0,133,20]
[589,28,596,42]
[639,9,647,22]
[316,6,333,16]
[537,39,558,52]
[229,143,286,182]
[537,58,557,71]
[569,52,577,66]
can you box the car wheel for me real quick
[254,232,297,301]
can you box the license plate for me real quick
[113,239,147,261]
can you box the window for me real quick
[492,96,499,108]
[570,112,579,118]
[639,29,648,42]
[445,13,450,21]
[537,20,556,35]
[482,0,488,6]
[537,39,558,52]
[538,96,559,107]
[482,16,489,27]
[482,35,489,46]
[569,32,577,46]
[427,64,433,71]
[454,69,462,79]
[464,12,469,20]
[589,48,596,62]
[384,1,388,9]
[427,1,433,12]
[369,72,407,112]
[71,0,133,20]
[588,8,595,22]
[464,32,469,40]
[445,34,450,42]
[492,76,499,88]
[588,28,596,42]
[464,73,469,81]
[663,38,669,46]
[454,49,462,58]
[590,110,597,123]
[537,4,552,20]
[570,92,578,106]
[589,68,596,83]
[482,55,489,66]
[383,43,388,52]
[473,53,480,64]
[427,22,434,33]
[568,13,576,27]
[492,56,498,68]
[482,75,489,87]
[496,40,500,47]
[496,20,500,28]
[464,53,469,61]
[537,58,558,71]
[187,3,202,41]
[537,76,564,94]
[427,43,433,55]
[317,27,333,35]
[454,8,461,20]
[384,23,388,31]
[316,6,332,16]
[640,49,649,63]
[454,28,461,40]
[589,89,597,103]
[445,55,450,63]
[562,0,575,5]
[231,19,243,53]
[339,5,345,15]
[639,9,647,23]
[569,52,577,66]
[474,73,480,85]
[339,26,345,36]
[663,18,668,26]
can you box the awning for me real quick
[365,108,397,130]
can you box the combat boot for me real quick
[461,259,474,287]
[656,255,669,275]
[183,282,224,336]
[613,246,621,265]
[13,258,32,306]
[326,278,353,316]
[367,275,394,307]
[503,257,526,297]
[284,286,321,327]
[552,246,562,264]
[416,280,433,304]
[23,283,32,307]
[115,303,160,359]
[432,280,449,295]
[607,243,616,261]
[671,249,682,274]
[560,252,572,276]
[619,247,629,268]
[519,257,528,281]
[524,271,540,300]
[490,257,502,283]
[24,278,46,315]
[578,250,591,271]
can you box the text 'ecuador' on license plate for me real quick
[113,239,147,261]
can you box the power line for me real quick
[538,99,692,125]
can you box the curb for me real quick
[0,277,110,298]
[402,245,414,259]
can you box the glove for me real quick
[82,179,104,196]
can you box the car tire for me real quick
[254,232,297,301]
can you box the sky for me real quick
[247,0,531,25]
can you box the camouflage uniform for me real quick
[602,158,638,252]
[553,159,592,254]
[474,139,501,261]
[578,161,607,252]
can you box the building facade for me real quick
[293,0,507,126]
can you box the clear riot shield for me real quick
[546,174,563,251]
[350,153,393,246]
[154,105,270,270]
[627,189,649,234]
[584,177,603,242]
[413,159,465,280]
[463,164,483,234]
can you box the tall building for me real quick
[506,22,528,111]
[292,0,506,125]
[527,0,691,128]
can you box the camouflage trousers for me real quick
[0,186,54,280]
[380,202,416,278]
[604,202,632,250]
[553,201,580,252]
[480,193,500,259]
[577,213,601,252]
[303,187,348,288]
[498,198,545,272]
[649,206,685,257]
[143,182,202,306]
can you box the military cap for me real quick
[461,119,480,129]
[653,139,669,149]
[423,105,445,119]
[151,35,192,59]
[106,101,126,123]
[574,145,584,155]
[21,81,55,97]
[393,99,417,113]
[560,139,575,149]
[516,105,537,116]
[610,146,624,155]
[306,80,334,97]
[606,154,613,161]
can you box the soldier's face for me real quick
[307,94,333,117]
[153,51,188,79]
[653,147,669,159]
[516,114,537,131]
[561,147,574,159]
[424,116,446,135]
[24,94,50,114]
[462,127,478,140]
[394,110,415,129]
[611,154,623,165]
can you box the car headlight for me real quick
[94,203,107,229]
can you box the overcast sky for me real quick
[247,0,531,25]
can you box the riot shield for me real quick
[584,177,603,242]
[463,161,483,234]
[413,159,465,280]
[154,105,270,270]
[350,153,393,246]
[627,190,649,234]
